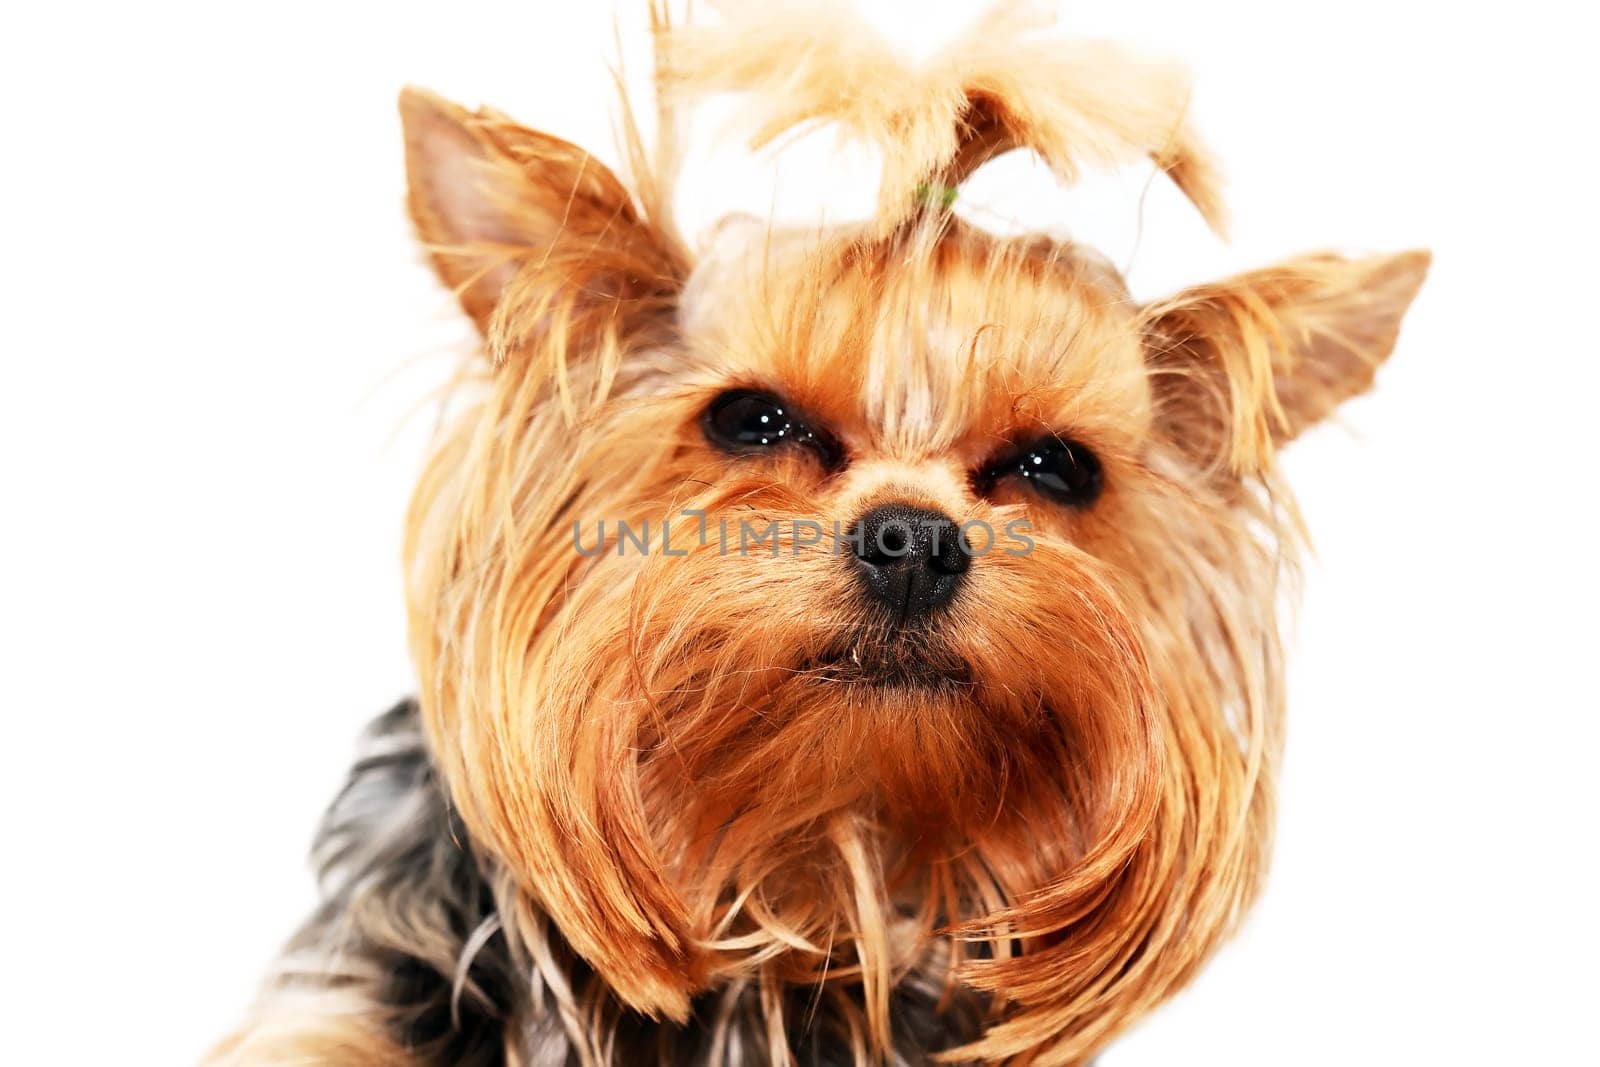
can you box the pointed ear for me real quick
[398,87,685,351]
[1140,250,1430,474]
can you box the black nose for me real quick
[850,503,970,623]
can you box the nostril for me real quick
[873,521,909,561]
[930,527,972,575]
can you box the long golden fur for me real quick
[215,3,1428,1064]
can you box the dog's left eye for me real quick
[703,390,841,467]
[978,435,1104,508]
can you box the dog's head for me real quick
[398,7,1426,1062]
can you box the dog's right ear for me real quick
[399,87,686,356]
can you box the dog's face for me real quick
[399,89,1426,1061]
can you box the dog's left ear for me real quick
[1141,250,1430,473]
[399,87,685,357]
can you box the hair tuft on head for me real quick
[658,0,1229,236]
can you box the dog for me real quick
[212,4,1428,1063]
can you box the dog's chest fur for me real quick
[288,701,983,1065]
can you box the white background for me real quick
[3,2,1596,1064]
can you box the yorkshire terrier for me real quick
[214,4,1428,1064]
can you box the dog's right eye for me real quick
[705,391,793,448]
[702,390,842,468]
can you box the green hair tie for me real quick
[914,183,960,209]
